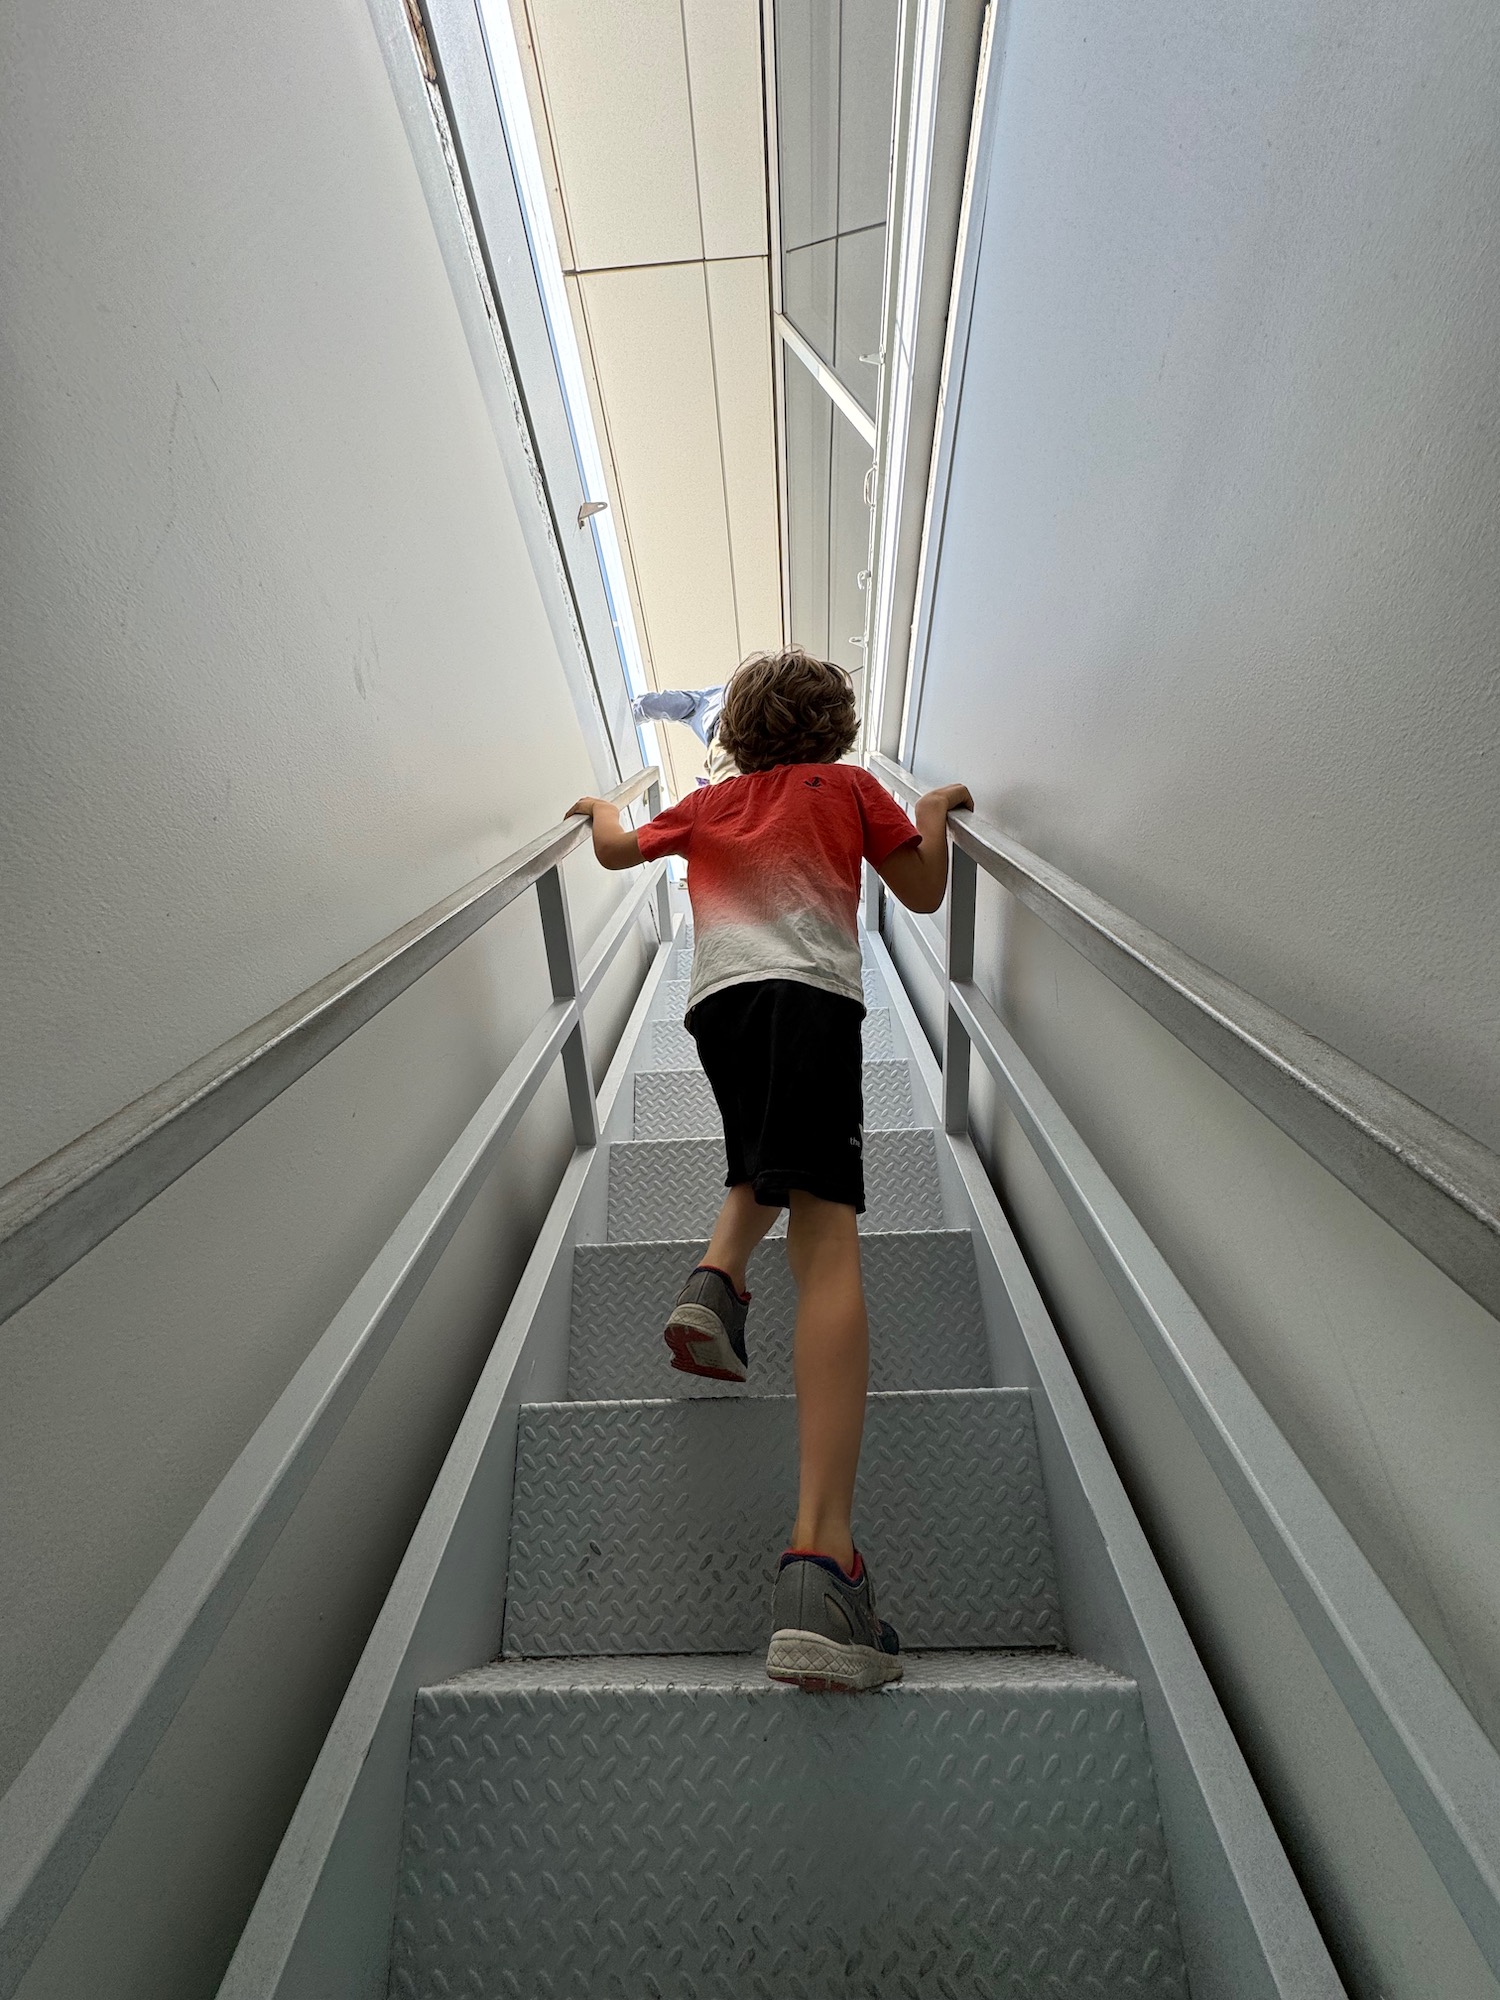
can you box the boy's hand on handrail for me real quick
[920,783,975,818]
[567,796,643,872]
[875,781,973,914]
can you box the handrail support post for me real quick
[863,861,883,939]
[943,843,977,1136]
[644,779,675,944]
[536,866,598,1148]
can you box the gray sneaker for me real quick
[766,1550,903,1692]
[662,1265,750,1383]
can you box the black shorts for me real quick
[687,979,866,1212]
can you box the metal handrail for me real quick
[0,768,663,1330]
[869,751,1500,1324]
[0,776,671,1994]
[870,749,1500,1972]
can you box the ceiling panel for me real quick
[509,0,788,795]
[706,256,782,655]
[508,2,578,270]
[568,266,707,800]
[521,0,702,270]
[682,0,769,262]
[577,262,741,692]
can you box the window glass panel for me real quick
[833,223,886,416]
[783,347,832,660]
[837,0,900,234]
[776,0,839,254]
[827,401,874,692]
[776,0,899,410]
[785,349,873,695]
[783,239,836,369]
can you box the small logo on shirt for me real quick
[804,776,825,789]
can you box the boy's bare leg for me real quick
[785,1192,867,1572]
[700,1181,781,1293]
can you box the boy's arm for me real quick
[874,783,973,913]
[567,796,643,871]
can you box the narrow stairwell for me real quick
[386,922,1192,1998]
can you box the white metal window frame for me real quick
[762,0,888,694]
[894,0,1004,762]
[386,0,655,785]
[763,0,992,754]
[867,0,994,760]
[473,0,663,780]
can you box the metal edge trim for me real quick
[869,752,1500,1324]
[213,927,681,1999]
[0,772,658,1328]
[774,311,879,448]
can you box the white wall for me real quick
[897,1,1500,1995]
[0,0,648,1992]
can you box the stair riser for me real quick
[651,1007,896,1069]
[569,1232,989,1400]
[503,1390,1064,1655]
[393,1666,1187,2000]
[633,1061,913,1141]
[607,1129,944,1240]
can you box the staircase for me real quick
[385,924,1194,1998]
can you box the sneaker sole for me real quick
[765,1629,903,1693]
[663,1315,747,1383]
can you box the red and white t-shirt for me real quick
[636,763,919,1014]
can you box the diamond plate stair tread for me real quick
[607,1128,943,1240]
[503,1388,1063,1656]
[569,1231,988,1399]
[393,1652,1187,2000]
[652,1006,896,1068]
[431,1646,1124,1697]
[633,1061,913,1141]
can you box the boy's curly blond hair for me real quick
[716,648,858,773]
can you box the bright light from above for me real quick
[475,0,664,781]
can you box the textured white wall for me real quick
[0,0,646,1993]
[899,1,1500,1995]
